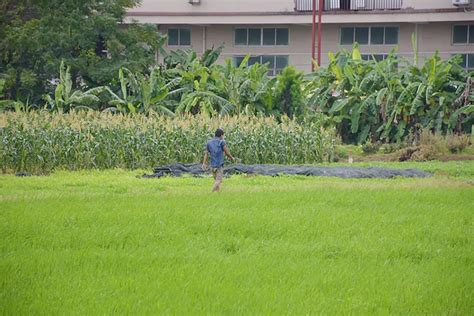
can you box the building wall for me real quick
[128,13,472,25]
[126,0,473,25]
[418,22,474,60]
[159,21,474,72]
[130,0,461,13]
[159,25,205,53]
[403,0,456,10]
[128,0,294,13]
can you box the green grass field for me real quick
[1,161,473,314]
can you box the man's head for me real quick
[215,128,224,139]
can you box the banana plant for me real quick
[201,45,224,67]
[308,44,397,142]
[163,45,224,70]
[44,60,103,112]
[174,59,235,116]
[105,67,177,116]
[403,53,468,133]
[307,42,471,143]
[213,56,275,115]
[242,63,275,115]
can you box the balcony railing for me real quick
[295,0,403,11]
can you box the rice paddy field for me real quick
[1,161,473,314]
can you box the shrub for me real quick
[361,142,380,155]
[398,145,439,162]
[417,129,472,154]
[396,129,473,161]
[379,143,406,154]
[409,145,440,162]
[418,129,449,153]
[446,134,471,154]
[334,146,349,160]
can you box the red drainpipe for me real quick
[311,0,317,71]
[317,0,324,67]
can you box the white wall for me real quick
[158,21,474,72]
[130,0,463,13]
[403,0,458,10]
[129,0,295,13]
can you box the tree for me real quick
[274,66,305,119]
[0,0,163,103]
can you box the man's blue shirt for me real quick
[207,138,226,168]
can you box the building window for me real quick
[235,29,247,46]
[263,29,275,45]
[341,27,357,45]
[234,28,289,46]
[276,28,289,45]
[384,27,399,45]
[453,25,474,44]
[453,53,474,70]
[355,27,369,45]
[341,26,398,45]
[233,55,289,76]
[248,28,261,45]
[370,27,385,45]
[167,28,191,46]
[371,26,398,45]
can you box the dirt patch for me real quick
[438,155,474,161]
[352,149,474,163]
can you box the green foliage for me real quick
[0,0,162,103]
[44,60,104,112]
[105,67,177,116]
[307,44,472,143]
[274,66,305,119]
[0,111,336,173]
[160,49,276,116]
[213,57,276,115]
[2,26,472,144]
[361,142,380,155]
[163,45,224,70]
[174,60,233,116]
[158,46,236,116]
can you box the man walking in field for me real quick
[202,128,234,192]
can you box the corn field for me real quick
[0,111,336,173]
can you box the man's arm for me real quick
[224,145,234,162]
[202,151,209,170]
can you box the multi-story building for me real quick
[126,0,474,73]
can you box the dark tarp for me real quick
[143,163,431,179]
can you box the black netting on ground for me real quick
[143,163,431,179]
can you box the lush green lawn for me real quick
[1,162,473,314]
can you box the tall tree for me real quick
[0,0,163,103]
[274,66,306,119]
